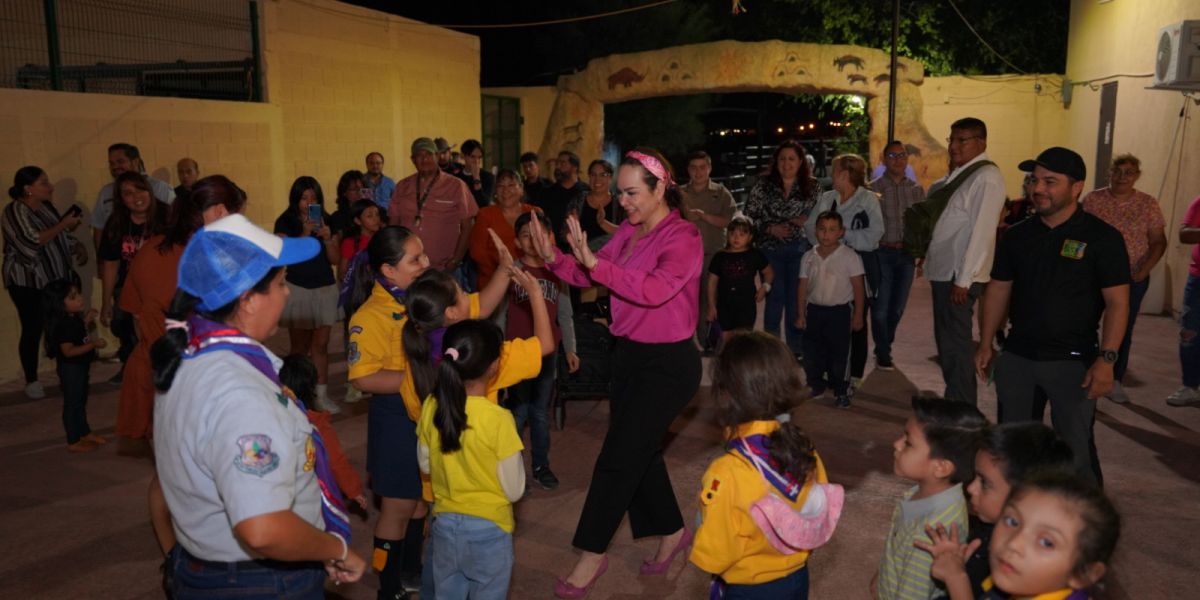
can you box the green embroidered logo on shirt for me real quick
[1060,239,1087,260]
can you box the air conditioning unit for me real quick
[1154,20,1200,88]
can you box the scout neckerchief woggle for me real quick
[179,315,352,543]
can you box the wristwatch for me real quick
[1100,349,1119,364]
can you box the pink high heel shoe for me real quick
[554,556,609,599]
[640,527,693,575]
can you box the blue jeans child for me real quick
[420,513,513,600]
[510,352,557,472]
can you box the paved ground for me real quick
[2,282,1198,598]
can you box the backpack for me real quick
[902,160,996,259]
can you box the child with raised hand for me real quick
[279,353,367,511]
[416,268,555,600]
[916,423,1074,600]
[44,280,108,453]
[980,472,1120,599]
[795,211,864,409]
[706,215,774,347]
[691,331,843,599]
[874,396,986,600]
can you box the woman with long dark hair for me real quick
[99,171,169,379]
[744,140,820,359]
[529,146,703,598]
[152,214,365,597]
[3,166,85,399]
[275,176,342,413]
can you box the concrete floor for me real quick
[1,282,1198,599]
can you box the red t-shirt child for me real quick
[506,263,562,347]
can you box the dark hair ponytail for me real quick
[620,146,682,214]
[346,225,415,316]
[433,320,503,453]
[160,175,247,252]
[151,267,282,391]
[402,269,459,400]
[710,331,816,482]
[9,166,45,200]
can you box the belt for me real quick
[178,546,321,573]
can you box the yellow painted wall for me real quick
[920,75,1070,199]
[0,0,480,383]
[1065,0,1200,313]
[481,86,559,160]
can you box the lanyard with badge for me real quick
[414,171,440,227]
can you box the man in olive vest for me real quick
[920,118,1007,405]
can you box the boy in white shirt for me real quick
[795,211,865,408]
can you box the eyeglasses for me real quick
[946,135,981,145]
[885,152,907,159]
[1110,169,1139,178]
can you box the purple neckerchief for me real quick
[336,252,370,309]
[376,274,406,306]
[729,433,803,501]
[182,316,352,543]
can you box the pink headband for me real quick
[444,348,460,361]
[625,151,675,188]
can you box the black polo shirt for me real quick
[991,206,1130,361]
[532,180,590,251]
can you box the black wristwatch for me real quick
[1100,349,1119,364]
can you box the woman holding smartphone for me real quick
[274,176,342,413]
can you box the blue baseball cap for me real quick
[179,214,319,311]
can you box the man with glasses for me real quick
[868,141,926,370]
[364,151,396,213]
[1082,154,1166,404]
[389,137,477,272]
[456,139,495,209]
[681,150,737,350]
[922,117,1007,405]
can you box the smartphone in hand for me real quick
[307,203,322,225]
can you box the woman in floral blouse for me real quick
[743,140,820,358]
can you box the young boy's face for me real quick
[815,218,845,248]
[893,416,939,481]
[989,490,1089,595]
[966,450,1010,523]
[727,227,751,250]
[516,222,550,260]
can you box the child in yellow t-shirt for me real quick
[416,269,555,599]
[690,332,842,599]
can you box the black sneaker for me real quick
[834,395,851,409]
[876,357,895,371]
[533,466,560,490]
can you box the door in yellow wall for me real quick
[482,95,521,172]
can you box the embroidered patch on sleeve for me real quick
[234,434,280,477]
[347,341,360,365]
[700,476,722,506]
[350,325,363,335]
[1060,239,1087,259]
[303,436,315,472]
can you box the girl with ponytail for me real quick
[691,331,842,599]
[414,286,553,599]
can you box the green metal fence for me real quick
[0,0,262,102]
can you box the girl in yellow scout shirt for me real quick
[346,225,530,598]
[691,331,842,600]
[973,472,1119,600]
[415,269,554,600]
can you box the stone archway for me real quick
[538,40,948,189]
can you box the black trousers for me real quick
[849,250,880,379]
[803,303,852,396]
[572,337,701,553]
[7,285,44,383]
[57,361,92,444]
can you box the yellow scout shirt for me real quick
[346,282,480,421]
[690,419,829,585]
[981,577,1082,600]
[417,395,525,532]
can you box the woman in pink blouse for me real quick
[530,147,703,598]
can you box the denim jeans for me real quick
[421,512,513,600]
[511,352,556,469]
[871,247,915,362]
[1115,276,1149,381]
[722,565,809,599]
[763,240,809,355]
[1181,274,1200,388]
[166,545,326,600]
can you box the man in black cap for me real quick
[975,147,1130,485]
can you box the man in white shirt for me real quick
[920,118,1007,405]
[92,143,175,249]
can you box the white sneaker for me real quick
[848,377,863,397]
[315,384,341,414]
[1107,381,1130,404]
[1166,386,1200,407]
[344,386,364,404]
[24,381,45,399]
